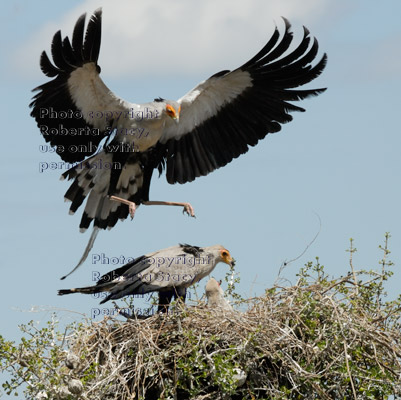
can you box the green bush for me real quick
[1,234,401,399]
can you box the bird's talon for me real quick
[128,203,136,219]
[182,203,195,218]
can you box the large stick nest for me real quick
[60,267,401,400]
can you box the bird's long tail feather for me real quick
[60,227,100,280]
[58,284,103,296]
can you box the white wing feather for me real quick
[160,69,252,142]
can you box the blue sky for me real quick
[1,0,400,392]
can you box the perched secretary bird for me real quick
[58,244,235,313]
[58,244,235,311]
[30,9,326,277]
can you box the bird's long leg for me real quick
[158,291,175,313]
[143,200,195,217]
[110,196,195,218]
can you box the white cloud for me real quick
[16,0,334,81]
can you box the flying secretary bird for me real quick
[58,244,235,313]
[30,9,327,278]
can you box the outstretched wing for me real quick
[160,19,327,184]
[30,9,134,163]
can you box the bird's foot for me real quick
[128,202,136,220]
[182,202,195,218]
[110,196,136,220]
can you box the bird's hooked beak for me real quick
[220,249,235,267]
[173,105,181,124]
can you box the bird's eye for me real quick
[222,251,228,257]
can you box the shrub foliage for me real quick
[1,234,401,399]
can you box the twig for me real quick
[276,212,322,279]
